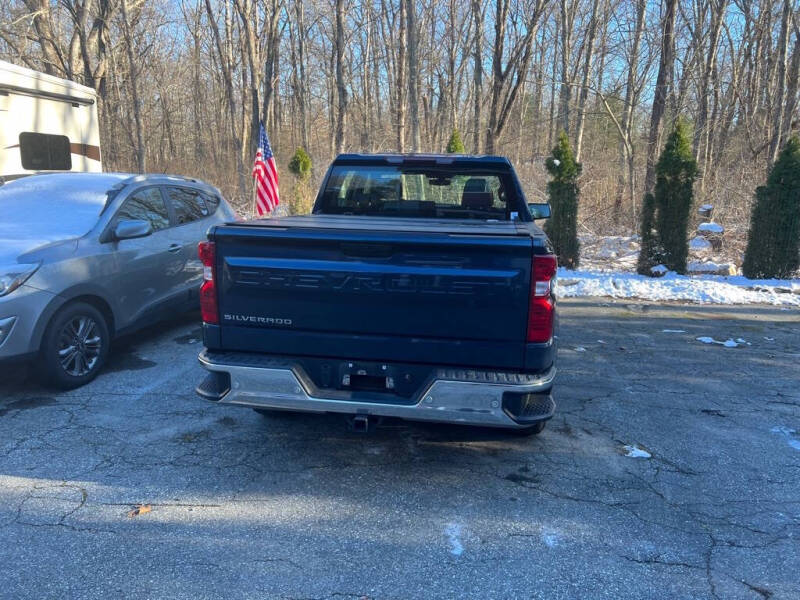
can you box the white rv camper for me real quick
[0,60,101,179]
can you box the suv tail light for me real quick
[527,254,557,343]
[198,241,219,325]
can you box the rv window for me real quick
[19,132,72,171]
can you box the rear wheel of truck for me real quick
[41,301,110,390]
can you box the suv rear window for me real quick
[166,187,209,225]
[317,166,510,220]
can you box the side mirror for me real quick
[528,203,551,219]
[114,219,152,240]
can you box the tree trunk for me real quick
[334,0,348,155]
[614,0,645,219]
[768,0,792,164]
[558,0,576,135]
[204,0,246,198]
[406,0,421,151]
[693,0,727,191]
[471,0,483,153]
[297,1,308,152]
[574,0,600,163]
[644,0,678,194]
[485,0,544,154]
[233,0,261,158]
[120,0,145,173]
[396,0,407,151]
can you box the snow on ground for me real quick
[622,445,652,459]
[557,268,800,306]
[696,336,749,347]
[698,222,724,233]
[565,233,800,306]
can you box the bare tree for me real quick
[485,0,546,154]
[119,0,145,173]
[573,0,601,162]
[644,0,678,193]
[334,0,347,155]
[204,0,246,196]
[406,0,421,151]
[471,0,483,152]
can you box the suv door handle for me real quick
[168,244,182,253]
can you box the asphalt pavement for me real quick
[1,298,799,599]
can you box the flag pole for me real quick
[251,175,257,219]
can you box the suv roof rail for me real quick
[115,173,201,188]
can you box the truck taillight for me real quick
[198,241,219,325]
[527,254,557,343]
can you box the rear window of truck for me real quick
[317,165,512,220]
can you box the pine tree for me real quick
[544,131,581,269]
[742,136,800,279]
[636,192,662,275]
[637,118,697,275]
[446,128,466,153]
[288,147,312,181]
[287,147,313,214]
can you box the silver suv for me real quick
[0,172,236,388]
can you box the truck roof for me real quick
[333,153,514,168]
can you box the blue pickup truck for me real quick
[196,154,557,435]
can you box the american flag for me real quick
[252,122,279,215]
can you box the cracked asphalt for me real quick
[1,298,799,599]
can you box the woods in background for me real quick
[1,0,799,245]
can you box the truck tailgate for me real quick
[213,219,532,369]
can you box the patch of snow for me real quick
[696,336,739,347]
[688,261,737,276]
[764,337,775,341]
[662,329,686,333]
[698,222,724,233]
[689,236,712,251]
[651,264,668,275]
[771,426,796,435]
[541,530,559,548]
[552,159,560,167]
[700,204,713,211]
[556,268,800,306]
[771,426,800,452]
[623,445,652,459]
[574,346,586,352]
[445,523,464,556]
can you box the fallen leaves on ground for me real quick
[127,504,152,518]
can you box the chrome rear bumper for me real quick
[197,350,555,429]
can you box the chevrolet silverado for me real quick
[196,154,557,435]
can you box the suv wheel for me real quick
[42,302,110,389]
